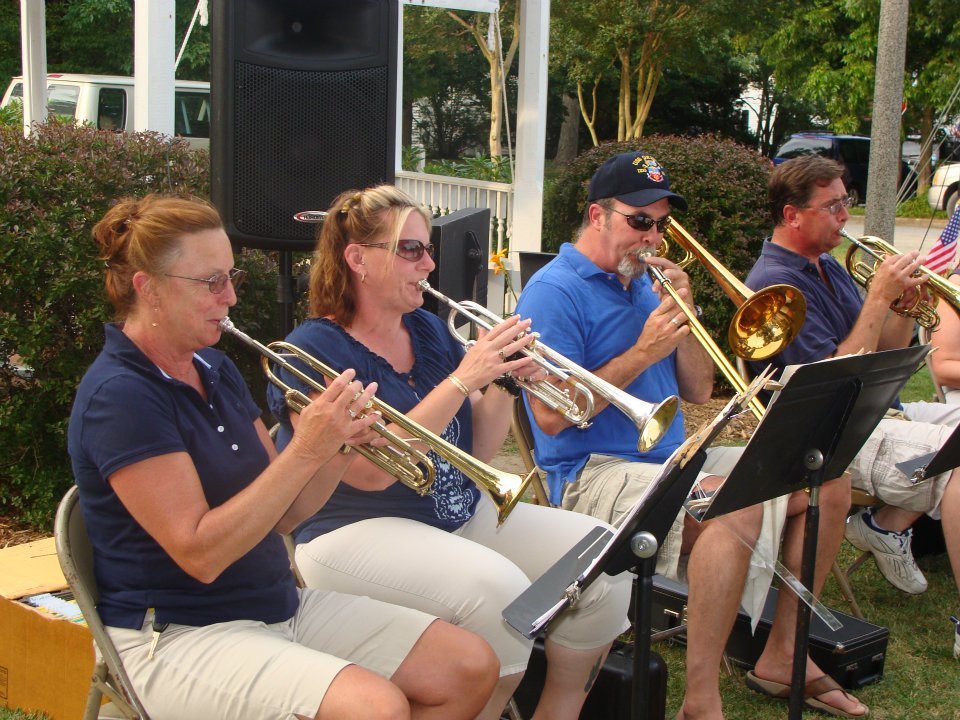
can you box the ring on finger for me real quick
[498,349,506,360]
[671,316,680,326]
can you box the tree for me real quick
[761,0,960,193]
[551,0,744,146]
[447,2,520,158]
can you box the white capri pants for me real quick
[106,587,436,720]
[295,499,633,677]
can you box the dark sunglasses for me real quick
[164,268,247,294]
[364,238,435,262]
[609,208,673,234]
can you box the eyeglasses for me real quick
[164,268,247,294]
[809,196,856,215]
[364,238,435,262]
[609,208,673,234]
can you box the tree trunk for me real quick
[555,93,580,163]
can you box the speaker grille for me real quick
[232,61,393,244]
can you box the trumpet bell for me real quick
[729,284,807,361]
[638,396,680,453]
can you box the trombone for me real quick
[662,220,807,361]
[220,317,536,525]
[417,280,679,453]
[641,258,766,422]
[840,228,958,330]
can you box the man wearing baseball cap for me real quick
[515,151,864,719]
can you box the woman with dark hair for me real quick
[68,193,499,720]
[269,185,632,720]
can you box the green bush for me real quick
[542,136,773,362]
[0,120,279,526]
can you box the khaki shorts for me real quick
[561,446,744,578]
[902,399,960,427]
[848,417,955,519]
[106,587,435,720]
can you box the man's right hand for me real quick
[868,250,927,306]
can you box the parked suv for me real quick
[1,74,210,150]
[929,162,959,217]
[774,133,872,205]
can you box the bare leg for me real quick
[871,504,923,533]
[390,620,500,720]
[313,665,410,720]
[941,473,960,599]
[531,639,613,720]
[676,501,763,720]
[752,479,866,717]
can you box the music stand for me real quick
[700,344,928,719]
[502,383,766,719]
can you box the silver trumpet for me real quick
[417,280,679,453]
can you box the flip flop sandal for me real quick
[745,670,869,718]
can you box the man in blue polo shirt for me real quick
[516,151,866,718]
[745,154,960,659]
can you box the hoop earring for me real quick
[151,306,160,328]
[360,272,367,284]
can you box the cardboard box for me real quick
[0,538,94,719]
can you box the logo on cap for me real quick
[632,155,665,184]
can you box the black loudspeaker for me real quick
[512,639,668,720]
[211,0,399,251]
[423,208,490,321]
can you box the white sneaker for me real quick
[844,509,928,594]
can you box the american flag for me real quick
[923,205,960,275]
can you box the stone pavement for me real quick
[844,215,948,255]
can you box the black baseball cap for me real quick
[587,151,688,211]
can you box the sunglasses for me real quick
[364,238,435,262]
[609,208,673,234]
[164,268,247,294]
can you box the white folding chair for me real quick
[55,486,150,720]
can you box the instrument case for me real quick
[512,637,667,720]
[650,575,888,690]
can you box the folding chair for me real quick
[510,398,552,507]
[54,485,150,720]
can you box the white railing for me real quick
[396,170,513,256]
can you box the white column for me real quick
[511,0,549,257]
[133,0,176,137]
[396,2,406,173]
[19,0,47,137]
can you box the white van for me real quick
[1,73,210,150]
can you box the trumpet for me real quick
[641,258,765,422]
[840,228,959,330]
[661,220,807,361]
[417,280,679,453]
[220,317,535,525]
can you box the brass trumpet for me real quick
[417,280,679,453]
[642,258,765,422]
[662,220,807,361]
[220,317,535,525]
[840,228,958,330]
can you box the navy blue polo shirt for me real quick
[267,310,481,543]
[515,243,686,504]
[68,323,298,629]
[744,239,863,377]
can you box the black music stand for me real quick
[700,344,928,719]
[502,384,766,719]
